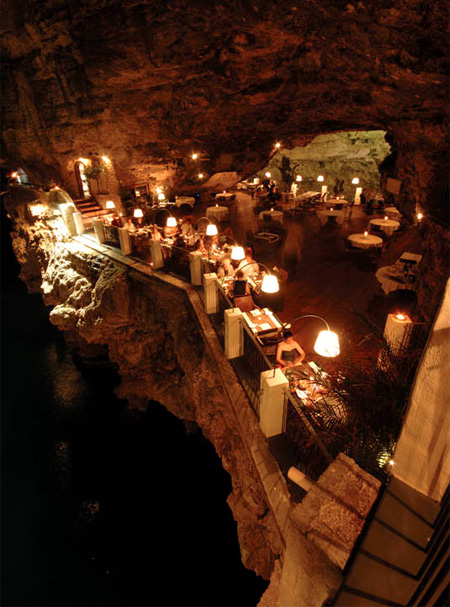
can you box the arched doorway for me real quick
[74,162,91,199]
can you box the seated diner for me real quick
[276,330,306,369]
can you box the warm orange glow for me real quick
[384,215,388,220]
[215,203,219,207]
[417,212,423,221]
[275,142,281,148]
[364,231,368,236]
[106,200,115,209]
[198,173,204,179]
[396,314,405,320]
[265,172,271,178]
[191,153,199,160]
[351,177,359,185]
[270,207,274,212]
[77,157,90,165]
[51,185,60,190]
[10,171,18,179]
[317,175,324,182]
[296,175,302,182]
[134,208,143,218]
[102,155,111,164]
[330,207,334,211]
[29,204,47,217]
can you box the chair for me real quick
[233,295,256,313]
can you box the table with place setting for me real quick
[347,233,383,249]
[317,209,345,226]
[206,205,229,221]
[258,209,284,224]
[215,192,235,202]
[384,206,402,220]
[325,198,350,211]
[174,196,196,208]
[369,217,400,236]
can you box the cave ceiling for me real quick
[1,0,448,186]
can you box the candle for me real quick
[384,215,388,221]
[364,231,368,236]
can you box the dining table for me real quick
[242,308,283,336]
[347,233,383,249]
[215,192,235,202]
[174,196,195,208]
[369,217,400,236]
[317,209,345,226]
[384,206,402,220]
[325,198,350,210]
[258,209,284,224]
[206,205,229,221]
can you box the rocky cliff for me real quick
[1,0,448,221]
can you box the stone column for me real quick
[224,308,243,359]
[93,219,106,244]
[149,239,164,268]
[73,212,85,234]
[189,251,203,285]
[354,186,363,205]
[203,273,219,314]
[259,369,289,437]
[118,228,132,255]
[321,185,328,198]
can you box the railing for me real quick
[160,243,191,281]
[208,286,232,347]
[232,322,273,417]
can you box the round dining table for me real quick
[318,209,345,226]
[384,206,402,220]
[206,205,229,221]
[175,196,196,208]
[215,192,235,202]
[258,209,284,224]
[347,233,383,249]
[369,217,400,236]
[325,198,350,210]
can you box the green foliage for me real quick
[83,164,104,180]
[275,155,300,191]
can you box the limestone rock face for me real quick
[1,0,448,222]
[4,195,282,579]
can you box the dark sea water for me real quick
[1,207,268,606]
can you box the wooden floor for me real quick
[192,191,423,358]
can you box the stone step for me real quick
[388,477,440,526]
[375,492,433,550]
[336,588,390,606]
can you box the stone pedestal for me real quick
[259,369,289,438]
[224,308,243,359]
[203,273,219,314]
[93,219,106,244]
[189,251,203,285]
[354,186,363,205]
[73,212,85,234]
[384,313,412,355]
[149,239,164,268]
[118,227,132,255]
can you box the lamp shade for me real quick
[166,216,177,227]
[261,274,279,294]
[106,200,115,209]
[296,175,302,182]
[351,177,360,185]
[157,192,166,201]
[317,175,324,182]
[206,223,218,236]
[134,208,143,218]
[231,246,245,261]
[314,330,340,358]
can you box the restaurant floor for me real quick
[191,191,422,358]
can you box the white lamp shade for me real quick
[166,216,177,227]
[106,200,115,209]
[317,175,324,182]
[265,172,271,178]
[157,193,166,201]
[296,175,302,182]
[314,330,340,358]
[206,223,218,236]
[231,246,245,261]
[261,274,279,294]
[352,177,360,185]
[134,208,143,218]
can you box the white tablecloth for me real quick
[369,218,400,236]
[325,198,350,208]
[384,206,401,219]
[347,233,383,249]
[215,192,234,201]
[206,205,229,221]
[318,209,345,225]
[376,265,417,294]
[259,210,284,223]
[175,196,196,208]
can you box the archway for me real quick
[74,161,91,199]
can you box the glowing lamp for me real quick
[261,274,279,294]
[216,203,219,207]
[191,153,199,160]
[166,216,177,227]
[396,314,406,321]
[265,172,271,178]
[206,223,218,236]
[102,155,111,164]
[389,460,395,466]
[417,212,423,221]
[198,173,204,179]
[296,175,302,182]
[78,157,90,165]
[158,193,166,201]
[10,172,18,179]
[330,207,334,211]
[231,246,245,261]
[384,215,388,221]
[270,207,274,212]
[106,200,115,209]
[29,204,47,217]
[314,330,340,358]
[351,177,360,185]
[134,209,143,218]
[317,175,324,182]
[364,231,368,236]
[275,142,281,148]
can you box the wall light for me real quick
[265,172,271,178]
[317,175,324,182]
[296,175,302,182]
[206,223,218,236]
[417,212,423,221]
[192,153,199,160]
[106,200,115,209]
[275,142,281,149]
[157,192,166,201]
[198,173,204,179]
[351,177,360,185]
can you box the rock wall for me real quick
[4,192,282,579]
[1,1,448,209]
